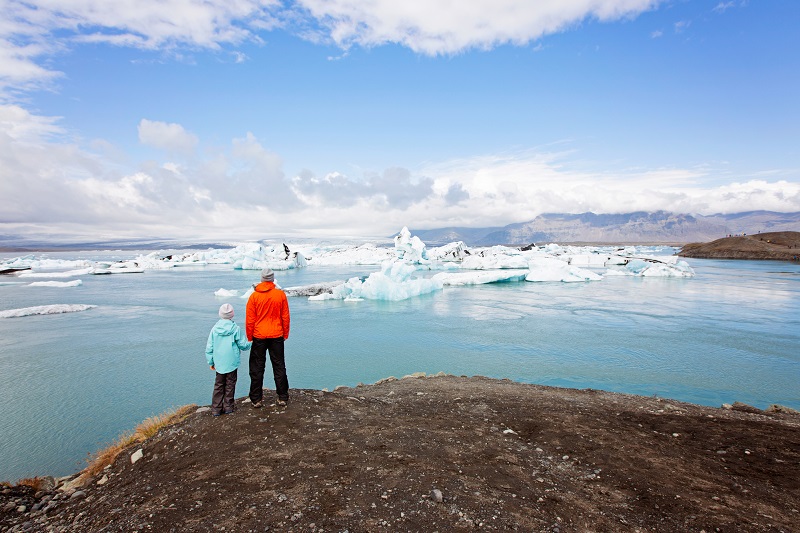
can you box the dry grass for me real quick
[79,404,196,482]
[15,477,48,491]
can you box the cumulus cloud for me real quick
[2,105,797,242]
[138,119,199,154]
[295,0,662,55]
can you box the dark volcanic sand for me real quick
[2,375,799,532]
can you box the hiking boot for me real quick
[276,398,288,406]
[252,401,263,409]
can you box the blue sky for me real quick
[1,0,798,243]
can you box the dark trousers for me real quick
[212,369,237,415]
[249,337,289,402]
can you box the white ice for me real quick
[525,257,603,283]
[432,270,529,286]
[0,304,96,318]
[18,268,93,278]
[0,226,694,304]
[214,288,240,297]
[28,280,83,287]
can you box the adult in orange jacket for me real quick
[246,268,291,407]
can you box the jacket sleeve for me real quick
[205,331,215,367]
[245,294,255,341]
[235,325,252,351]
[282,293,291,340]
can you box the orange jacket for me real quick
[246,282,290,341]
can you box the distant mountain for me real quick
[412,211,800,246]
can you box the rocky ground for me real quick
[679,231,800,261]
[2,374,799,532]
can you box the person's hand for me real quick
[210,365,215,371]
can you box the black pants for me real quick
[249,337,288,403]
[212,369,237,415]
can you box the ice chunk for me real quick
[607,258,695,277]
[525,258,602,283]
[0,304,96,318]
[428,241,470,262]
[284,281,346,297]
[214,288,240,297]
[18,268,93,278]
[28,280,83,287]
[393,226,429,263]
[432,270,528,286]
[310,261,443,301]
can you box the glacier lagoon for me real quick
[1,237,799,481]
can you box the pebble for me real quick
[70,491,86,501]
[431,489,443,503]
[130,449,144,464]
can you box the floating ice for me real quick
[525,258,603,283]
[432,270,529,286]
[310,262,443,301]
[393,227,429,263]
[28,280,83,287]
[284,281,346,297]
[214,288,240,297]
[0,304,96,318]
[19,268,93,278]
[606,257,695,277]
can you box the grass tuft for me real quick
[80,404,197,482]
[16,477,47,491]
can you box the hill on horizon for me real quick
[412,210,800,246]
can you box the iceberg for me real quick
[432,270,529,286]
[525,257,603,283]
[18,268,93,278]
[284,281,346,297]
[28,280,83,287]
[606,258,695,277]
[0,304,96,318]
[214,288,240,297]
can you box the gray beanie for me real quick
[261,268,275,282]
[218,303,234,320]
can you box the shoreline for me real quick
[3,375,799,531]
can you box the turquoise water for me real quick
[1,253,799,481]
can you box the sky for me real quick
[0,0,798,243]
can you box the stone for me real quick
[70,491,86,501]
[17,505,27,513]
[97,475,109,486]
[431,489,443,503]
[195,407,211,413]
[130,449,144,464]
[731,401,762,414]
[766,404,800,415]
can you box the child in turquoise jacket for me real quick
[206,303,251,416]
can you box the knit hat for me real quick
[218,303,234,320]
[261,268,275,282]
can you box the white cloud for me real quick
[295,0,662,55]
[0,0,281,97]
[138,119,199,154]
[0,0,666,98]
[713,2,736,14]
[2,106,797,242]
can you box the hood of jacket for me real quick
[253,281,276,293]
[212,319,238,336]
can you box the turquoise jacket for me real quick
[205,319,251,374]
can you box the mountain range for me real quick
[411,211,800,246]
